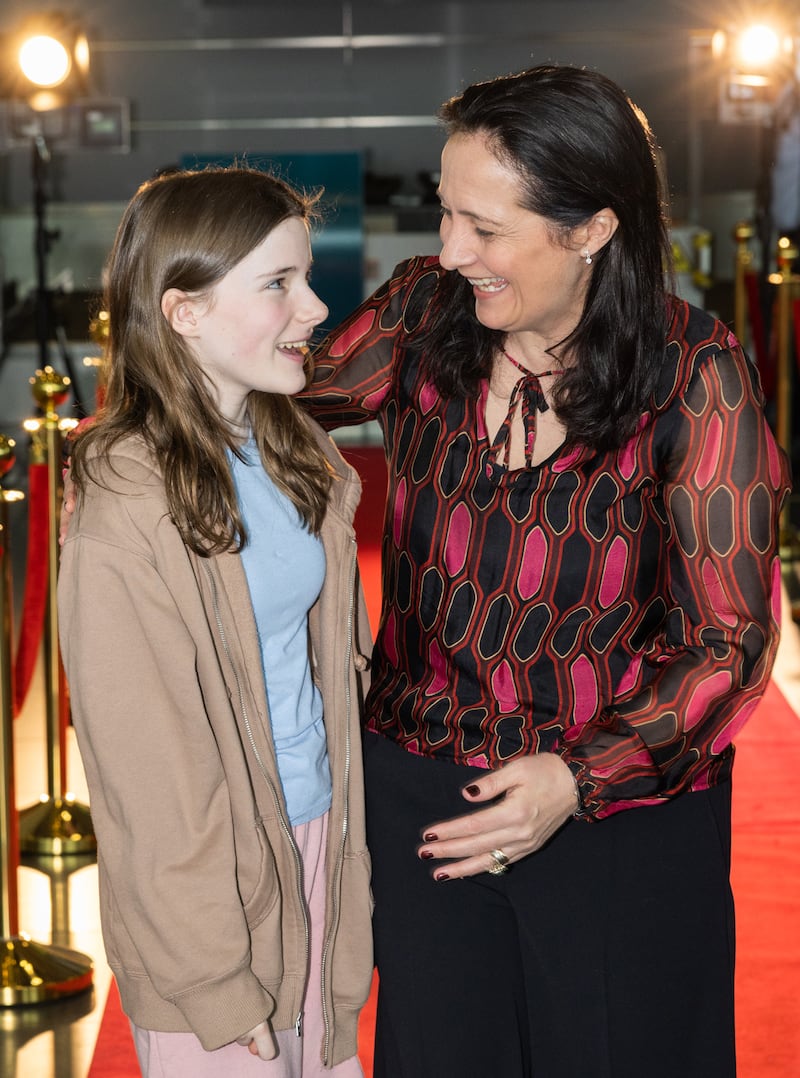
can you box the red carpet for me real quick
[731,678,800,1077]
[88,448,800,1076]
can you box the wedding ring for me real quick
[488,848,509,875]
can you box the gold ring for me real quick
[488,848,509,875]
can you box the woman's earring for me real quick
[583,249,593,266]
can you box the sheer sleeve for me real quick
[301,256,441,430]
[561,344,791,818]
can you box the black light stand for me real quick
[30,132,86,419]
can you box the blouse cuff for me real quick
[560,753,590,820]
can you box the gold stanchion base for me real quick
[18,796,96,856]
[0,935,93,1006]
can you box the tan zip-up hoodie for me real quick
[57,418,374,1064]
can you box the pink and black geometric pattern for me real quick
[306,258,791,819]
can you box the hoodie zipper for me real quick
[203,560,309,1038]
[319,533,358,1065]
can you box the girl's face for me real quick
[437,132,593,352]
[172,217,328,424]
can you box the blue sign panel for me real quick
[181,151,363,334]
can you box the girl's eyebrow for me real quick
[257,264,297,279]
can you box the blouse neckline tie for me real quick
[487,350,558,472]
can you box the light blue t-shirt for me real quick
[229,439,331,826]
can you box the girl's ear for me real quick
[161,289,199,337]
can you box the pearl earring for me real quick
[583,249,593,266]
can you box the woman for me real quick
[304,66,791,1076]
[57,167,374,1076]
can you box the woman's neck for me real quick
[500,333,567,377]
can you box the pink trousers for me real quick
[130,812,363,1077]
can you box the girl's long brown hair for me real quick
[71,167,332,555]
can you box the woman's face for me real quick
[178,217,328,423]
[438,132,592,350]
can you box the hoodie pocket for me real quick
[331,848,374,1010]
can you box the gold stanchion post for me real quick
[0,436,24,942]
[768,240,800,596]
[733,221,755,350]
[771,238,799,463]
[0,434,93,1005]
[17,367,95,856]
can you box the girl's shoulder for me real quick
[80,430,162,488]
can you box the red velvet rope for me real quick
[0,539,14,713]
[13,461,49,717]
[744,270,773,399]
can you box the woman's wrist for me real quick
[558,753,584,816]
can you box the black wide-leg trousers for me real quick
[364,730,737,1078]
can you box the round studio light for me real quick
[735,24,781,70]
[18,34,72,88]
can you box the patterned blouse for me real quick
[304,256,791,819]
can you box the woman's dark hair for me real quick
[419,64,674,450]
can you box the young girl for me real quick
[57,167,374,1077]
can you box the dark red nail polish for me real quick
[423,831,438,842]
[465,784,480,797]
[420,850,434,860]
[435,872,450,881]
